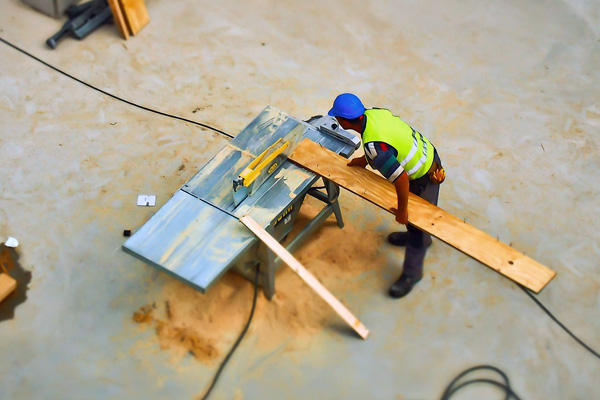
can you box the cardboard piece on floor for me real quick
[240,215,370,339]
[137,195,156,207]
[289,138,556,293]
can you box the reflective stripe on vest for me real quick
[362,109,434,180]
[404,128,429,176]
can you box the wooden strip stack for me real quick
[107,0,149,39]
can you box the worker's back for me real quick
[363,108,435,180]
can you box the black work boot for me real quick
[389,245,426,298]
[388,232,409,246]
[389,274,423,298]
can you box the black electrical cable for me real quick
[440,285,600,399]
[0,36,235,139]
[440,365,521,400]
[200,265,260,400]
[518,284,600,359]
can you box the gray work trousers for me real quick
[402,155,441,278]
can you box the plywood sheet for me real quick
[289,139,556,293]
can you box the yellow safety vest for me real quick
[362,108,435,180]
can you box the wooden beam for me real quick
[0,273,16,303]
[289,138,556,293]
[107,0,130,40]
[240,215,370,339]
[0,247,16,302]
[118,0,150,36]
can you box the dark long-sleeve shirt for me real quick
[364,141,405,182]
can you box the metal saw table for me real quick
[123,106,359,299]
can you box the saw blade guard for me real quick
[232,122,306,205]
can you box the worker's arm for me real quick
[347,154,368,168]
[361,141,409,225]
[390,172,409,225]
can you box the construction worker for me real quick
[328,93,445,298]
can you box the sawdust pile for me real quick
[132,197,393,363]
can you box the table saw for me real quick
[123,106,359,299]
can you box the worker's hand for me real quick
[390,207,408,225]
[347,156,367,168]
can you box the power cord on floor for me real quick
[200,265,260,400]
[441,365,521,400]
[517,283,600,359]
[0,36,235,139]
[441,285,600,399]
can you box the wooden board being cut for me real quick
[240,215,369,339]
[289,138,556,293]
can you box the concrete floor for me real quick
[1,0,599,399]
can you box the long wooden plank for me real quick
[289,139,555,293]
[240,215,370,339]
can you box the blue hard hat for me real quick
[328,93,365,119]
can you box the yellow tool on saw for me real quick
[233,138,290,205]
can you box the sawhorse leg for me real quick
[257,178,346,300]
[324,178,344,229]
